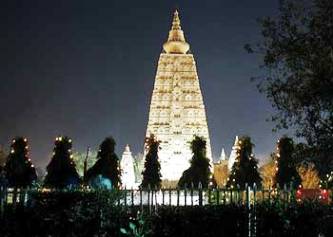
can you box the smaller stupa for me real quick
[228,136,240,170]
[220,148,227,161]
[120,144,136,189]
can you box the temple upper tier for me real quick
[163,10,190,54]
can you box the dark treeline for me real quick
[0,134,330,190]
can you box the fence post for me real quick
[208,188,211,205]
[262,188,265,202]
[117,188,121,206]
[253,183,257,204]
[131,189,134,207]
[124,188,127,207]
[290,181,296,202]
[139,188,143,211]
[216,187,220,205]
[237,184,241,204]
[153,186,157,212]
[198,182,203,206]
[13,188,18,208]
[0,186,4,217]
[148,184,151,214]
[245,183,249,207]
[223,189,226,204]
[191,183,194,206]
[184,184,187,207]
[177,188,180,207]
[22,188,28,207]
[169,187,172,207]
[246,184,251,237]
[155,187,158,212]
[152,186,155,209]
[162,189,165,205]
[253,183,257,237]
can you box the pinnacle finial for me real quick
[171,9,181,30]
[125,144,131,152]
[163,9,190,54]
[220,148,227,161]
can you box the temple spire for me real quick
[171,10,181,31]
[163,10,190,54]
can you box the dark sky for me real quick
[0,0,291,168]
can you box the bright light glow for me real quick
[120,145,137,189]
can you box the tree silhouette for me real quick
[246,0,333,176]
[140,135,161,189]
[178,136,211,189]
[274,137,301,189]
[86,137,121,189]
[0,145,6,168]
[44,136,80,189]
[227,136,262,189]
[4,137,37,188]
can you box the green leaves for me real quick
[247,0,333,176]
[120,228,128,234]
[120,211,150,237]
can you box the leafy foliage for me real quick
[246,0,333,176]
[1,190,125,237]
[320,170,333,188]
[178,136,211,188]
[213,163,229,188]
[4,137,37,188]
[259,154,276,189]
[120,211,151,237]
[0,193,332,237]
[227,136,262,189]
[86,137,121,189]
[72,150,97,177]
[274,137,301,189]
[0,145,6,168]
[297,162,320,188]
[44,136,80,189]
[141,135,161,189]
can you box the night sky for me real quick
[0,0,290,168]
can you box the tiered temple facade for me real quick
[145,10,212,181]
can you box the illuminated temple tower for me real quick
[145,10,212,181]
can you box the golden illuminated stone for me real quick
[145,10,212,181]
[162,10,190,54]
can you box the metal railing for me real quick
[1,183,323,209]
